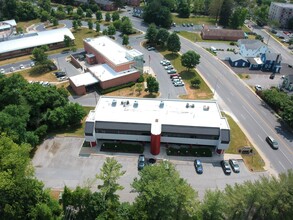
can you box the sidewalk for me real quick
[79,140,243,163]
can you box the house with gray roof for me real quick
[238,39,268,58]
[229,54,249,67]
[261,52,282,73]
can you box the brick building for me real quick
[201,26,245,41]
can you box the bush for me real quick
[100,142,144,153]
[137,74,144,83]
[166,147,212,157]
[97,81,135,94]
[230,42,236,46]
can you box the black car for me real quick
[194,159,203,174]
[54,71,66,78]
[137,154,145,171]
[221,160,231,175]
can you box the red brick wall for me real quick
[69,78,86,95]
[100,71,140,89]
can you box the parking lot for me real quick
[33,137,268,202]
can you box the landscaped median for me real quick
[100,142,144,154]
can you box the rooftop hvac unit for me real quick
[186,103,189,108]
[133,101,138,108]
[203,105,210,111]
[159,101,164,108]
[190,104,195,108]
[111,99,117,107]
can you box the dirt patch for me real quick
[50,189,63,201]
[182,83,213,100]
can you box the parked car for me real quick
[194,159,203,174]
[137,154,145,170]
[54,71,66,78]
[266,136,279,150]
[164,65,174,70]
[10,67,15,72]
[0,68,5,74]
[170,74,179,78]
[167,69,177,74]
[20,64,25,69]
[255,85,262,91]
[221,160,231,175]
[148,158,156,166]
[174,81,185,87]
[30,62,35,67]
[182,23,186,27]
[229,159,240,173]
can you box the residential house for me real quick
[261,53,282,73]
[229,54,249,67]
[269,2,293,28]
[238,39,268,58]
[201,26,245,41]
[281,74,293,92]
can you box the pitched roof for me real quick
[265,52,282,62]
[238,39,265,50]
[202,28,244,38]
[229,54,248,62]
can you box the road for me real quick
[124,13,293,174]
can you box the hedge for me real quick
[96,81,135,94]
[166,147,212,157]
[100,142,144,154]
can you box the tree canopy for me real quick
[167,32,181,53]
[146,76,159,94]
[181,50,201,70]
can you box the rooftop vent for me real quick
[186,103,189,108]
[190,104,195,108]
[111,99,117,107]
[133,101,138,108]
[155,119,159,122]
[203,105,210,111]
[159,101,164,109]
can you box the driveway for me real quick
[33,137,268,202]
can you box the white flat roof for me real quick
[126,49,143,57]
[84,36,131,65]
[69,72,99,87]
[92,97,229,129]
[0,28,75,54]
[1,19,16,26]
[254,57,263,65]
[88,64,137,82]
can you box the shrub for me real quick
[97,81,135,94]
[100,142,144,153]
[137,74,144,83]
[166,147,212,157]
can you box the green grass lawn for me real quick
[172,15,216,25]
[223,112,265,171]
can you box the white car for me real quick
[0,68,5,74]
[164,65,173,70]
[30,62,35,67]
[10,67,15,72]
[20,64,25,69]
[255,85,262,91]
[147,46,155,51]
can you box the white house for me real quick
[238,39,268,58]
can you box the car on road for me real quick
[30,62,35,67]
[266,136,279,150]
[137,154,145,170]
[10,67,15,72]
[255,85,262,91]
[20,64,25,69]
[54,71,66,78]
[147,46,155,51]
[164,65,174,70]
[167,69,177,74]
[229,159,240,173]
[221,160,231,175]
[194,159,203,174]
[0,68,5,74]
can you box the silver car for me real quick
[229,159,240,173]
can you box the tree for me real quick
[107,24,116,36]
[120,17,133,35]
[96,157,126,203]
[122,34,129,45]
[52,18,59,26]
[132,161,199,219]
[40,10,50,22]
[143,1,172,28]
[155,28,170,46]
[113,19,122,30]
[112,11,120,21]
[88,20,93,30]
[77,7,84,18]
[209,0,223,23]
[229,7,248,29]
[96,10,103,21]
[219,0,233,27]
[95,22,100,33]
[181,50,201,70]
[200,190,226,220]
[113,0,124,9]
[31,47,48,65]
[178,1,190,18]
[105,12,111,22]
[146,76,159,94]
[193,0,206,15]
[167,32,181,53]
[73,20,78,31]
[253,5,269,26]
[102,29,108,35]
[145,23,158,44]
[135,83,143,95]
[86,9,93,18]
[63,35,72,47]
[66,5,73,15]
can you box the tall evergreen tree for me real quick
[219,0,233,27]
